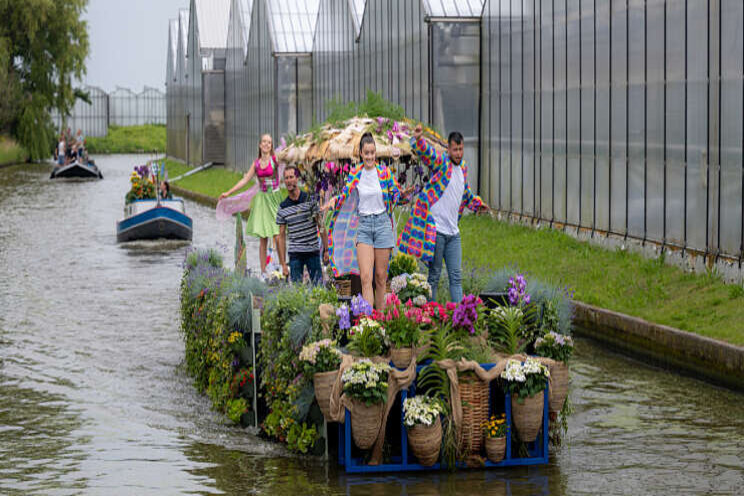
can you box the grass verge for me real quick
[163,171,744,346]
[164,159,249,200]
[86,125,165,154]
[0,135,27,165]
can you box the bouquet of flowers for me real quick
[482,413,508,439]
[500,358,550,402]
[390,273,431,305]
[375,293,420,348]
[403,395,444,427]
[125,165,156,203]
[299,339,342,375]
[534,331,574,363]
[341,359,391,406]
[347,316,388,357]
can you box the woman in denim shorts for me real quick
[327,133,413,309]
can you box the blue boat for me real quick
[116,199,193,242]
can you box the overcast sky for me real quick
[81,0,189,93]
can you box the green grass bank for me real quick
[166,164,744,347]
[0,135,27,165]
[86,124,165,154]
[164,159,249,201]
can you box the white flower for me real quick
[413,295,427,306]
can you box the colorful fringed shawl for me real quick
[397,136,484,262]
[328,162,403,277]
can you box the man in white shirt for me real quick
[403,125,490,302]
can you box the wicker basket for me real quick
[549,361,569,414]
[334,278,351,297]
[408,416,442,466]
[386,279,392,294]
[458,372,490,455]
[511,392,544,443]
[313,370,339,421]
[485,436,506,463]
[390,347,413,369]
[350,399,383,449]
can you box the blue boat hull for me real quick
[116,206,193,242]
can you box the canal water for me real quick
[0,156,742,495]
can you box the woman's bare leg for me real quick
[373,247,392,310]
[259,237,268,273]
[356,243,375,306]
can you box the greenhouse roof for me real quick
[194,0,231,50]
[238,0,254,55]
[422,0,484,18]
[179,9,189,56]
[168,19,178,71]
[266,0,320,54]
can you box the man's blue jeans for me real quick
[289,251,322,284]
[427,232,463,303]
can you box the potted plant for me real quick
[403,395,444,466]
[535,331,574,413]
[482,413,508,463]
[380,293,420,368]
[341,359,391,449]
[390,272,431,306]
[300,339,343,421]
[500,358,550,442]
[347,316,388,358]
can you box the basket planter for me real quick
[334,278,351,297]
[350,399,383,449]
[313,369,339,421]
[458,372,490,455]
[390,347,413,368]
[407,416,442,466]
[385,279,391,294]
[549,361,569,414]
[485,436,506,463]
[511,392,544,443]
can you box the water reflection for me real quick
[0,158,742,495]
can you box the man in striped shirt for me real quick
[276,165,328,284]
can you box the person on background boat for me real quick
[276,165,328,284]
[218,134,286,274]
[56,135,66,166]
[398,124,491,303]
[326,132,413,310]
[75,129,85,160]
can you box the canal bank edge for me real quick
[574,302,744,391]
[172,181,744,392]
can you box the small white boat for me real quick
[116,198,193,243]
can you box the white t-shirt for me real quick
[430,164,465,235]
[58,141,65,155]
[357,166,385,216]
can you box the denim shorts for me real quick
[356,212,395,249]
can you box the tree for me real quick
[0,0,89,160]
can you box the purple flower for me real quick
[507,273,531,307]
[452,294,480,335]
[351,294,372,317]
[336,304,351,330]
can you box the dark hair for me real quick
[162,181,170,196]
[284,165,300,178]
[359,132,376,156]
[448,131,464,146]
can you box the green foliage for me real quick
[388,253,418,278]
[0,0,89,159]
[86,124,166,154]
[164,159,249,200]
[227,397,248,424]
[416,325,463,405]
[347,317,388,357]
[286,422,319,454]
[323,90,406,128]
[487,305,533,355]
[386,314,420,348]
[225,274,267,333]
[0,135,26,164]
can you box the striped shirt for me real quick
[276,191,321,254]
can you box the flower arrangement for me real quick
[391,273,431,304]
[500,358,550,402]
[451,294,485,336]
[299,339,342,375]
[125,165,156,203]
[507,273,531,306]
[341,359,391,406]
[388,253,418,278]
[403,395,444,427]
[482,413,508,438]
[230,367,254,396]
[373,293,421,348]
[347,317,388,357]
[535,331,574,363]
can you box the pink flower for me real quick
[343,163,350,173]
[446,302,457,311]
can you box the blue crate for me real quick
[338,363,550,473]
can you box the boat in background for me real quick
[50,159,103,179]
[116,198,193,242]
